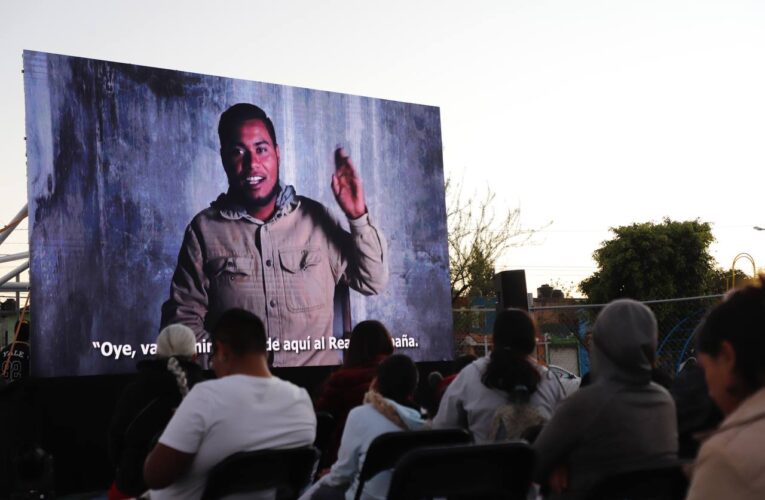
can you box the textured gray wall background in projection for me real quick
[24,51,452,377]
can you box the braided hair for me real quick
[166,356,190,398]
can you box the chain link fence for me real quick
[453,294,723,378]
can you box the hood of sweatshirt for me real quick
[364,390,427,431]
[389,398,428,431]
[592,299,657,385]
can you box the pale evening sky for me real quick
[1,0,763,302]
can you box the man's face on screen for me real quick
[221,119,280,209]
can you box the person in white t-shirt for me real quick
[143,308,317,499]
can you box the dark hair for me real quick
[453,354,477,373]
[343,320,394,368]
[218,103,278,147]
[13,321,30,343]
[483,309,541,401]
[211,308,267,355]
[697,275,765,393]
[376,354,419,406]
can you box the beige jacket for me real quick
[687,387,765,500]
[160,189,387,366]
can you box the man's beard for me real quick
[246,181,281,208]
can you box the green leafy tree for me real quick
[708,268,751,294]
[579,218,716,302]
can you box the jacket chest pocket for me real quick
[279,248,328,312]
[205,256,256,311]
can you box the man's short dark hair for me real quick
[13,321,30,343]
[218,103,278,147]
[376,354,419,406]
[211,309,267,355]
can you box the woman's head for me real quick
[375,354,419,406]
[492,309,537,355]
[343,320,394,368]
[484,309,541,400]
[697,275,765,415]
[156,324,197,360]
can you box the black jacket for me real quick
[108,358,205,495]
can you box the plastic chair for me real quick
[201,446,319,500]
[354,428,472,500]
[584,465,689,500]
[314,412,336,459]
[386,441,534,500]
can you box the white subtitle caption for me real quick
[91,335,418,360]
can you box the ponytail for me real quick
[485,308,541,401]
[166,356,190,398]
[482,348,540,402]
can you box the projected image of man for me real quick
[160,103,388,366]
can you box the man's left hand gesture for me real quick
[331,147,367,219]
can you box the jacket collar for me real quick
[716,386,765,433]
[211,184,298,224]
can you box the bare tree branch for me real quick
[446,177,544,304]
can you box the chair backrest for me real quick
[201,446,319,500]
[314,411,337,471]
[354,428,472,500]
[386,441,534,500]
[314,412,336,451]
[585,465,689,500]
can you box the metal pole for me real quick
[15,274,20,317]
[0,283,30,292]
[0,252,30,264]
[731,253,756,288]
[0,261,29,287]
[0,205,28,246]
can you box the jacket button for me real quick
[270,299,276,308]
[266,259,272,267]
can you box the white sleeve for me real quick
[531,368,566,420]
[432,368,471,430]
[158,383,210,454]
[686,443,745,500]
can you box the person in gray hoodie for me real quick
[533,299,678,499]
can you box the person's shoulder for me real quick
[295,195,332,216]
[265,376,312,402]
[346,402,378,422]
[444,358,487,394]
[189,205,224,226]
[180,360,205,384]
[641,381,677,412]
[188,377,219,393]
[467,357,489,377]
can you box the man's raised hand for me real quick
[331,147,367,219]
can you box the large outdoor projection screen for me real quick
[24,51,452,377]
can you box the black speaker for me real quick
[494,270,528,311]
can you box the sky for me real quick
[1,0,764,304]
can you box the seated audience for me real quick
[1,321,31,382]
[315,320,394,465]
[422,354,477,418]
[670,356,722,459]
[143,309,316,499]
[303,353,426,500]
[108,324,204,499]
[533,299,678,499]
[433,309,566,443]
[686,276,765,500]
